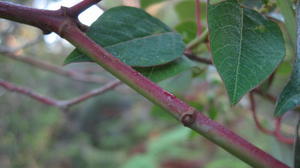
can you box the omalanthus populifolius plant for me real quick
[0,0,299,167]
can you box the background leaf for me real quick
[208,0,285,104]
[175,21,197,44]
[175,0,207,22]
[275,2,299,116]
[276,0,296,47]
[140,0,164,9]
[65,6,185,67]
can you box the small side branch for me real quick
[0,79,59,106]
[184,52,213,65]
[0,79,121,109]
[249,91,294,144]
[274,117,294,144]
[68,0,102,17]
[249,92,274,135]
[195,0,202,36]
[60,80,121,108]
[0,53,107,83]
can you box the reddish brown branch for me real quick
[0,79,59,106]
[0,53,107,83]
[184,52,213,65]
[249,92,274,135]
[274,117,294,144]
[249,91,294,144]
[195,0,202,36]
[252,88,276,103]
[68,0,102,17]
[60,80,121,108]
[0,79,120,109]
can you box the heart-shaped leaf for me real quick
[208,0,285,104]
[65,6,185,67]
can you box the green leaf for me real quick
[276,0,296,47]
[175,0,207,22]
[135,57,194,82]
[175,21,197,44]
[65,6,185,67]
[208,0,285,104]
[140,0,164,8]
[275,3,300,116]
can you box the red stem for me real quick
[0,2,290,168]
[249,92,274,135]
[0,79,120,109]
[68,0,102,17]
[184,52,213,65]
[250,91,294,144]
[0,53,107,83]
[0,79,59,106]
[274,117,294,144]
[195,0,202,36]
[61,80,121,108]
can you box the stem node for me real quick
[181,108,197,126]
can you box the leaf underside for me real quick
[65,6,185,67]
[208,0,285,104]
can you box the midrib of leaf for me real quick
[233,8,244,103]
[103,31,175,49]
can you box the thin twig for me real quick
[274,117,294,144]
[0,53,107,83]
[252,88,276,103]
[0,79,121,109]
[60,80,121,108]
[68,0,102,17]
[184,52,213,65]
[250,90,294,144]
[186,28,209,50]
[0,79,59,106]
[249,92,274,135]
[195,0,202,37]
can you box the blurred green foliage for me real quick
[0,0,295,167]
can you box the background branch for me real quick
[0,79,120,109]
[0,52,108,83]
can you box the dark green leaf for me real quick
[135,57,194,82]
[275,2,300,116]
[208,0,285,104]
[65,6,185,67]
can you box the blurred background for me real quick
[0,0,297,167]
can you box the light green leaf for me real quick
[175,21,197,44]
[140,0,164,8]
[208,0,285,104]
[276,0,296,47]
[65,6,185,67]
[275,2,300,116]
[175,0,207,22]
